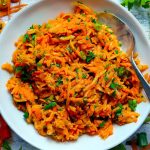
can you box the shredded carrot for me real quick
[3,2,147,142]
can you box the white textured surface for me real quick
[1,0,150,150]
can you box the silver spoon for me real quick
[97,12,150,100]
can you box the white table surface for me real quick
[1,0,150,150]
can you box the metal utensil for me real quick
[97,12,150,99]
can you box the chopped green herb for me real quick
[82,73,87,79]
[23,34,30,43]
[56,77,63,86]
[115,104,123,117]
[56,63,61,68]
[110,81,120,90]
[37,62,42,67]
[2,140,12,150]
[32,34,36,40]
[67,18,71,22]
[94,104,97,109]
[99,121,106,128]
[29,25,34,29]
[91,17,97,23]
[128,99,137,111]
[115,50,119,54]
[66,45,73,53]
[110,143,126,150]
[85,36,89,40]
[23,112,29,119]
[75,68,79,73]
[86,51,95,63]
[15,66,23,73]
[115,67,125,77]
[80,51,86,60]
[94,22,102,31]
[137,132,148,147]
[44,102,57,110]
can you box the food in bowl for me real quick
[3,2,145,142]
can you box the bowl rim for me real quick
[0,0,150,150]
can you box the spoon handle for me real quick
[131,57,150,100]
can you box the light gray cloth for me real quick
[2,0,150,150]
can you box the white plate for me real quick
[0,0,150,150]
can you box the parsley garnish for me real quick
[115,104,123,117]
[44,102,57,110]
[128,99,137,111]
[99,121,106,128]
[23,34,30,43]
[86,51,95,63]
[56,77,63,86]
[23,112,29,119]
[110,79,121,90]
[82,73,87,79]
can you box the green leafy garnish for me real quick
[15,66,23,73]
[115,50,119,54]
[44,101,57,110]
[85,36,89,40]
[2,140,12,150]
[32,34,36,40]
[86,51,95,63]
[56,77,63,86]
[56,63,61,68]
[115,67,125,77]
[82,73,87,79]
[23,112,29,119]
[91,17,97,23]
[115,104,123,117]
[23,34,30,43]
[94,22,102,31]
[99,121,106,128]
[128,99,137,111]
[67,18,71,22]
[29,25,34,29]
[37,62,42,67]
[110,79,121,90]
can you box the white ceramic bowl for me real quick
[0,0,150,150]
